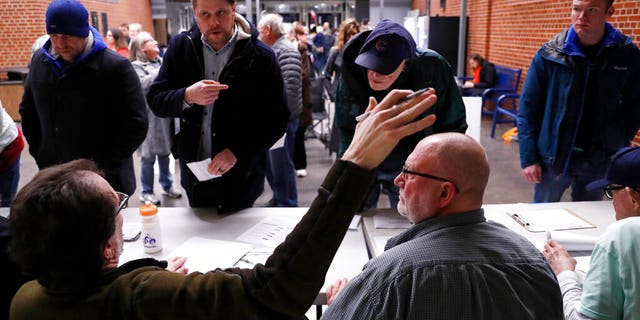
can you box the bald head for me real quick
[413,133,489,208]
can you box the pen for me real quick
[511,213,530,226]
[355,111,371,122]
[396,87,429,104]
[355,88,429,122]
[545,230,552,241]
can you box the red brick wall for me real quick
[412,0,640,144]
[0,0,153,69]
[411,0,640,84]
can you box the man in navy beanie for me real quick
[336,19,468,211]
[20,0,147,195]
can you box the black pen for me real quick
[511,213,530,226]
[356,88,429,122]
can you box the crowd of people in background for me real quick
[2,0,639,319]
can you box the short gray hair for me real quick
[258,13,284,36]
[128,31,154,62]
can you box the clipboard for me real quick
[506,208,596,232]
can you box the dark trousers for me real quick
[293,125,307,170]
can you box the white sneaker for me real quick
[296,169,307,177]
[139,193,161,205]
[162,188,182,198]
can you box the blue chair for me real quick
[480,65,522,117]
[490,93,520,138]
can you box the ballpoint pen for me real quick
[511,213,530,226]
[355,88,429,122]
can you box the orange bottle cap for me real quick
[139,203,158,216]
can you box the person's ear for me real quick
[439,183,456,207]
[627,187,640,210]
[606,5,615,18]
[104,241,116,261]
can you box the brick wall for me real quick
[412,0,640,145]
[0,0,153,70]
[411,0,640,82]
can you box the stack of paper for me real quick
[548,230,598,252]
[165,237,253,273]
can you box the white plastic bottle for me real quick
[140,202,162,253]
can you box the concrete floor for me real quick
[15,116,569,209]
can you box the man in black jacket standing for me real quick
[20,0,148,196]
[148,0,289,212]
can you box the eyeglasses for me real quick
[401,167,459,192]
[603,184,635,199]
[115,191,130,215]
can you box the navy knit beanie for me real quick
[46,0,90,38]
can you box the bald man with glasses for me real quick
[323,132,563,319]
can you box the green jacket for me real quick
[10,161,375,320]
[337,29,467,164]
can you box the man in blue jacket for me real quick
[148,0,289,212]
[20,0,148,196]
[517,0,640,203]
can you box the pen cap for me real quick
[139,202,158,216]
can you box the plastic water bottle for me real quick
[140,202,162,253]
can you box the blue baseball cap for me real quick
[586,146,640,191]
[355,34,410,75]
[355,19,415,75]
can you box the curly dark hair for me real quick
[9,159,117,289]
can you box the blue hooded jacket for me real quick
[518,23,640,174]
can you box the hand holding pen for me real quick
[355,88,430,122]
[342,88,437,170]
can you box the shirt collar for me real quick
[384,209,486,251]
[201,25,238,53]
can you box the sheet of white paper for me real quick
[236,216,299,247]
[575,255,592,276]
[549,230,597,252]
[270,133,286,150]
[186,159,221,181]
[509,208,594,232]
[349,215,361,230]
[373,214,411,229]
[236,247,273,267]
[374,236,392,256]
[123,222,141,241]
[165,237,252,273]
[484,211,518,229]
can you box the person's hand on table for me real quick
[326,277,349,306]
[342,88,437,170]
[543,240,576,276]
[166,256,188,274]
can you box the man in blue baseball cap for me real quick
[544,146,640,319]
[336,19,467,211]
[20,0,147,195]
